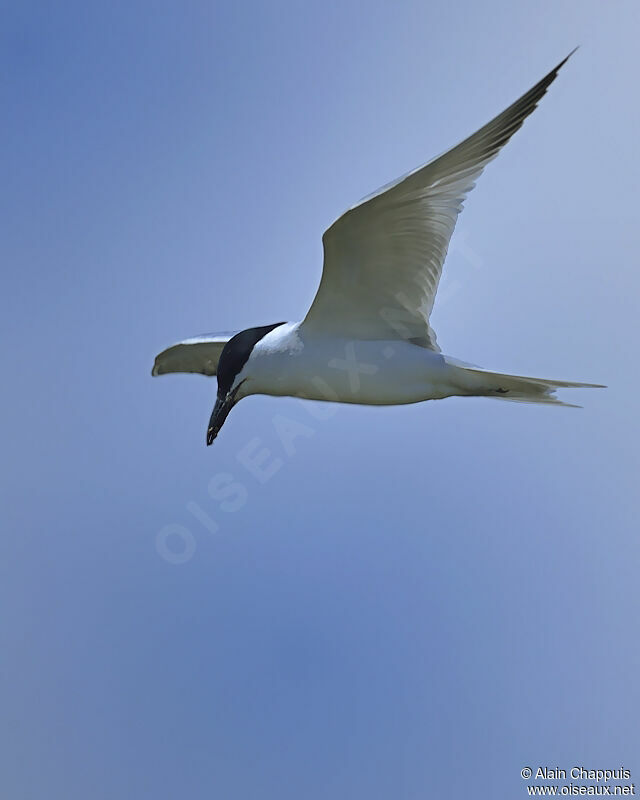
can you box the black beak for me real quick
[206,394,234,446]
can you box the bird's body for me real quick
[236,322,451,406]
[238,322,593,408]
[152,50,604,445]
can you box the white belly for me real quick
[241,323,460,406]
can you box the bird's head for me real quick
[206,322,285,445]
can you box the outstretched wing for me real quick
[302,51,576,349]
[152,332,236,377]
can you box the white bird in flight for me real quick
[153,50,603,446]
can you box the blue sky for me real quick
[2,1,639,798]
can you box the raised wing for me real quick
[302,51,576,349]
[152,332,236,377]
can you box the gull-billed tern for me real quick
[152,50,603,446]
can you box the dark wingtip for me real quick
[557,46,579,71]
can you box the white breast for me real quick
[240,322,455,405]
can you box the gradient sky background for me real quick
[2,1,639,798]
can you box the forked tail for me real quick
[453,364,606,408]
